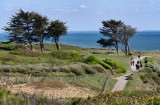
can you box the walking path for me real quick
[112,56,150,92]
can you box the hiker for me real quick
[136,64,140,70]
[140,60,142,68]
[132,60,135,66]
[138,55,141,59]
[130,57,133,65]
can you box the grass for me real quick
[29,80,67,89]
[69,73,117,92]
[71,90,160,105]
[0,63,107,76]
[94,54,131,70]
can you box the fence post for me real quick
[101,75,110,93]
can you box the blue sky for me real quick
[0,0,160,32]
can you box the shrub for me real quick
[1,55,22,64]
[117,66,126,73]
[50,50,83,61]
[139,72,149,83]
[70,67,83,76]
[99,62,112,70]
[10,46,40,57]
[144,57,155,63]
[157,71,160,77]
[91,65,106,73]
[80,64,97,74]
[104,58,126,73]
[84,55,101,64]
[84,56,112,69]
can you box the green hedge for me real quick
[144,57,155,63]
[84,56,112,70]
[103,58,126,73]
[50,50,83,61]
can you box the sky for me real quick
[0,0,160,32]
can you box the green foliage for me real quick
[0,63,106,76]
[50,50,83,61]
[84,55,101,64]
[145,57,155,63]
[10,47,41,57]
[157,71,160,77]
[99,61,112,70]
[139,72,149,83]
[47,20,68,50]
[103,58,126,73]
[84,55,112,70]
[0,89,27,105]
[72,90,160,105]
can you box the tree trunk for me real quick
[55,42,60,50]
[29,41,34,51]
[115,42,119,55]
[124,40,128,55]
[40,35,44,52]
[54,39,60,50]
[127,41,130,54]
[125,45,127,55]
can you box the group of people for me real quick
[131,55,142,70]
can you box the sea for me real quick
[0,31,160,51]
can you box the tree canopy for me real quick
[3,9,68,51]
[98,19,137,55]
[47,20,68,50]
[99,19,124,54]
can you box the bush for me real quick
[84,55,101,64]
[99,62,112,70]
[70,67,83,76]
[144,57,155,63]
[157,71,160,77]
[103,58,126,73]
[10,48,40,57]
[72,90,160,105]
[84,56,112,71]
[91,65,106,73]
[50,50,83,61]
[80,64,97,74]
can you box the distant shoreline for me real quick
[1,31,160,51]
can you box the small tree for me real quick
[47,20,68,50]
[99,19,124,54]
[3,9,36,50]
[32,12,48,52]
[119,25,137,55]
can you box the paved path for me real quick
[111,56,150,92]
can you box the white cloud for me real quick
[96,11,104,15]
[80,4,87,9]
[149,0,155,4]
[4,4,14,11]
[52,7,79,13]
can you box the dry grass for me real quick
[29,80,67,89]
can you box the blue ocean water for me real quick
[0,31,160,51]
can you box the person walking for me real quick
[132,60,135,66]
[138,55,141,60]
[140,60,142,68]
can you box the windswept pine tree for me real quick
[32,12,48,52]
[119,25,137,55]
[99,19,124,55]
[3,9,36,50]
[3,9,49,51]
[98,19,137,55]
[47,20,68,50]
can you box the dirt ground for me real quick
[3,80,97,99]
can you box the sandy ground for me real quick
[6,83,97,99]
